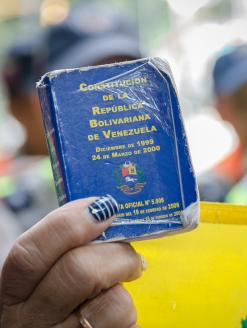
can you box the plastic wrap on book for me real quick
[37,57,200,242]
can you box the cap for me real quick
[213,43,247,97]
[2,3,141,97]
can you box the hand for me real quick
[0,195,144,328]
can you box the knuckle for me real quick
[60,249,81,283]
[78,285,137,328]
[0,303,34,328]
[114,243,141,280]
[61,248,103,296]
[117,288,137,325]
[112,285,135,311]
[82,256,105,295]
[6,236,36,275]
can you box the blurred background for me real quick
[1,3,247,326]
[0,0,247,203]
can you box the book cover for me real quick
[37,57,199,242]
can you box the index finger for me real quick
[1,195,119,305]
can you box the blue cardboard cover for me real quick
[37,57,199,242]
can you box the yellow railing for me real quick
[201,201,247,225]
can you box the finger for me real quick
[54,285,137,328]
[24,243,144,325]
[1,195,119,305]
[76,284,137,328]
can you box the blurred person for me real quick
[0,7,144,325]
[0,3,141,242]
[0,195,145,327]
[199,43,247,204]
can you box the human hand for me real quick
[0,195,144,328]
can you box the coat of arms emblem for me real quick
[115,161,146,195]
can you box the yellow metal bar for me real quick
[200,201,247,225]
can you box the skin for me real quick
[2,55,143,326]
[216,95,247,150]
[0,197,143,327]
[9,92,48,155]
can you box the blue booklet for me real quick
[37,57,199,242]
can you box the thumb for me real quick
[59,194,119,241]
[1,195,119,305]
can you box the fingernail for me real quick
[139,254,147,271]
[88,194,119,222]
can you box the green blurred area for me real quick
[0,0,242,106]
[0,0,138,114]
[0,0,235,66]
[0,0,247,160]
